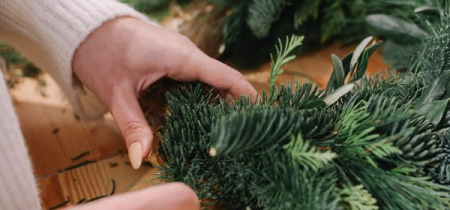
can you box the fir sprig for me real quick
[283,134,336,171]
[340,185,378,210]
[269,35,304,94]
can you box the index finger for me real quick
[168,53,258,99]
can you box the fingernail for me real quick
[128,142,142,169]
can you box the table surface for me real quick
[10,42,387,209]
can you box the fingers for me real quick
[168,52,258,100]
[69,183,200,210]
[108,87,152,169]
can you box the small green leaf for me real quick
[350,36,373,72]
[366,14,427,43]
[326,52,353,94]
[341,51,354,75]
[331,54,345,88]
[415,73,450,109]
[418,99,448,125]
[325,37,379,94]
[352,41,382,82]
[324,83,355,107]
[414,5,438,14]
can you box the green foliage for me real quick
[294,0,323,27]
[120,0,192,20]
[319,0,347,43]
[331,54,345,89]
[324,84,355,107]
[274,81,325,109]
[437,129,450,184]
[249,157,341,210]
[246,0,290,39]
[159,85,255,209]
[325,36,381,95]
[284,134,336,171]
[364,0,450,70]
[206,0,450,70]
[332,98,404,167]
[212,0,426,68]
[269,35,303,94]
[417,99,448,126]
[0,42,46,94]
[211,107,335,156]
[381,40,422,69]
[215,0,350,67]
[157,11,450,210]
[338,159,449,210]
[340,185,378,210]
[366,14,428,43]
[121,0,169,13]
[221,1,249,48]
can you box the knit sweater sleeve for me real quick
[0,0,155,119]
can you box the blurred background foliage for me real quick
[1,0,447,92]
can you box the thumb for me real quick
[109,89,152,170]
[68,183,199,210]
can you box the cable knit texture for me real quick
[0,1,154,209]
[0,0,153,119]
[0,70,41,209]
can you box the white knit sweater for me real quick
[0,0,151,209]
[0,0,151,119]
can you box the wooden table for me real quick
[11,75,160,208]
[11,42,386,209]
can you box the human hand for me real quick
[73,17,257,169]
[69,183,199,210]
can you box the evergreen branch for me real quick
[211,107,335,156]
[269,35,304,95]
[294,0,323,27]
[340,159,450,210]
[246,0,290,39]
[221,1,249,47]
[248,153,340,210]
[366,140,403,159]
[437,130,450,184]
[340,185,379,210]
[275,81,325,109]
[284,134,336,171]
[320,0,347,43]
